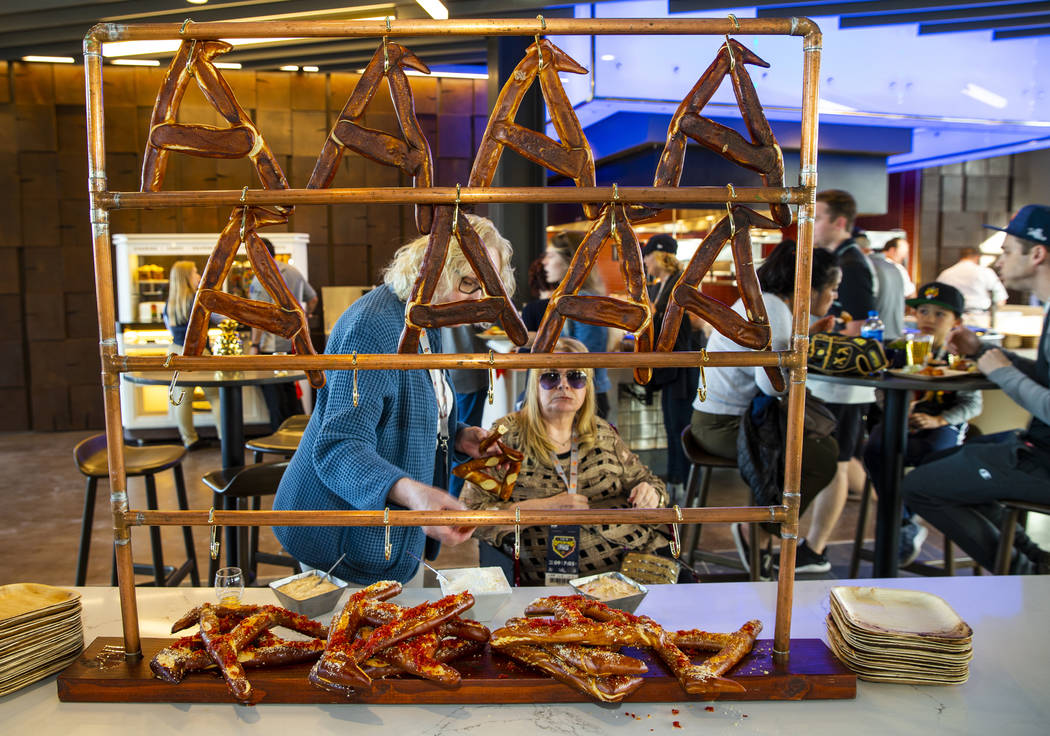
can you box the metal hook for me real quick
[669,505,683,558]
[163,352,176,368]
[452,183,461,236]
[168,371,185,407]
[383,507,392,560]
[697,349,708,402]
[240,185,248,203]
[352,352,359,407]
[487,350,496,405]
[186,39,197,77]
[537,14,547,31]
[728,13,740,30]
[382,35,390,72]
[534,17,546,71]
[726,182,736,200]
[724,35,736,72]
[180,18,193,35]
[726,201,736,239]
[514,506,521,560]
[386,15,392,32]
[208,507,220,560]
[239,206,248,244]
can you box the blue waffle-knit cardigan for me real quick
[273,284,459,584]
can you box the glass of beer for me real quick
[906,334,934,367]
[214,566,244,604]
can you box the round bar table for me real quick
[808,371,996,578]
[125,370,307,469]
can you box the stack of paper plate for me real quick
[826,586,972,685]
[0,583,83,696]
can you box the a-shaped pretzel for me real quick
[308,40,434,235]
[141,40,289,201]
[648,39,790,227]
[453,425,524,501]
[397,205,528,353]
[655,205,786,393]
[493,595,761,698]
[533,204,655,384]
[180,206,325,388]
[469,38,597,220]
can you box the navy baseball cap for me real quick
[983,205,1050,246]
[906,282,966,316]
[643,233,678,256]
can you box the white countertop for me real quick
[3,576,1048,735]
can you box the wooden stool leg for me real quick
[849,478,873,579]
[172,464,200,587]
[144,474,166,586]
[995,507,1022,574]
[76,477,98,586]
[249,496,262,579]
[944,539,956,576]
[254,450,262,464]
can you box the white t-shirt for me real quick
[937,260,1007,312]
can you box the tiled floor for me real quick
[4,429,1044,589]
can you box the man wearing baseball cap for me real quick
[903,204,1050,574]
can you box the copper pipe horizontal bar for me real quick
[89,18,817,42]
[115,350,793,372]
[126,506,787,527]
[103,186,807,210]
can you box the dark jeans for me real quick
[661,383,692,485]
[902,431,1050,572]
[260,382,302,432]
[864,422,964,521]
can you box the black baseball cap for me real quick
[642,233,678,256]
[906,282,965,316]
[983,204,1050,246]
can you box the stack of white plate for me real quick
[826,586,973,685]
[0,583,83,696]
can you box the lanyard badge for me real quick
[545,433,580,585]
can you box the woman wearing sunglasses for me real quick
[462,338,670,585]
[274,215,513,586]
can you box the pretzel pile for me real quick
[453,424,524,501]
[150,602,329,704]
[490,595,761,702]
[309,580,489,695]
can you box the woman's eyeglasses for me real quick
[538,370,588,390]
[457,276,483,295]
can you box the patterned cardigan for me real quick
[273,284,460,585]
[462,413,669,585]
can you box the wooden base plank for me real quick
[58,637,855,704]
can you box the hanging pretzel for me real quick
[397,205,528,353]
[141,40,289,204]
[533,203,655,384]
[654,205,785,393]
[469,37,597,220]
[308,40,434,234]
[453,439,524,501]
[642,38,790,227]
[181,206,326,388]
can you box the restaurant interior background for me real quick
[0,0,1047,438]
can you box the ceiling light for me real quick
[600,54,616,61]
[213,62,241,70]
[302,66,319,72]
[359,68,487,80]
[961,83,1007,110]
[415,0,448,20]
[280,65,299,72]
[818,98,856,114]
[112,58,161,67]
[103,38,298,58]
[186,0,209,5]
[23,55,75,64]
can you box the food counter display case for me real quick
[112,233,309,440]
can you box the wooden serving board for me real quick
[57,637,855,704]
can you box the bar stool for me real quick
[245,414,307,463]
[72,434,200,587]
[201,461,299,582]
[679,428,762,581]
[995,500,1050,574]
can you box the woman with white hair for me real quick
[462,338,670,585]
[274,215,515,585]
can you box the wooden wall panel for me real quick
[12,63,54,104]
[256,109,292,157]
[65,292,100,339]
[0,339,25,387]
[59,199,91,250]
[0,105,15,153]
[0,153,21,246]
[436,114,472,159]
[0,389,30,432]
[16,104,57,151]
[290,72,326,111]
[0,250,19,294]
[31,385,71,431]
[291,110,327,161]
[133,67,166,107]
[256,72,291,110]
[0,61,10,103]
[69,383,105,429]
[24,292,65,340]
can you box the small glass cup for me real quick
[214,566,244,604]
[906,333,934,368]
